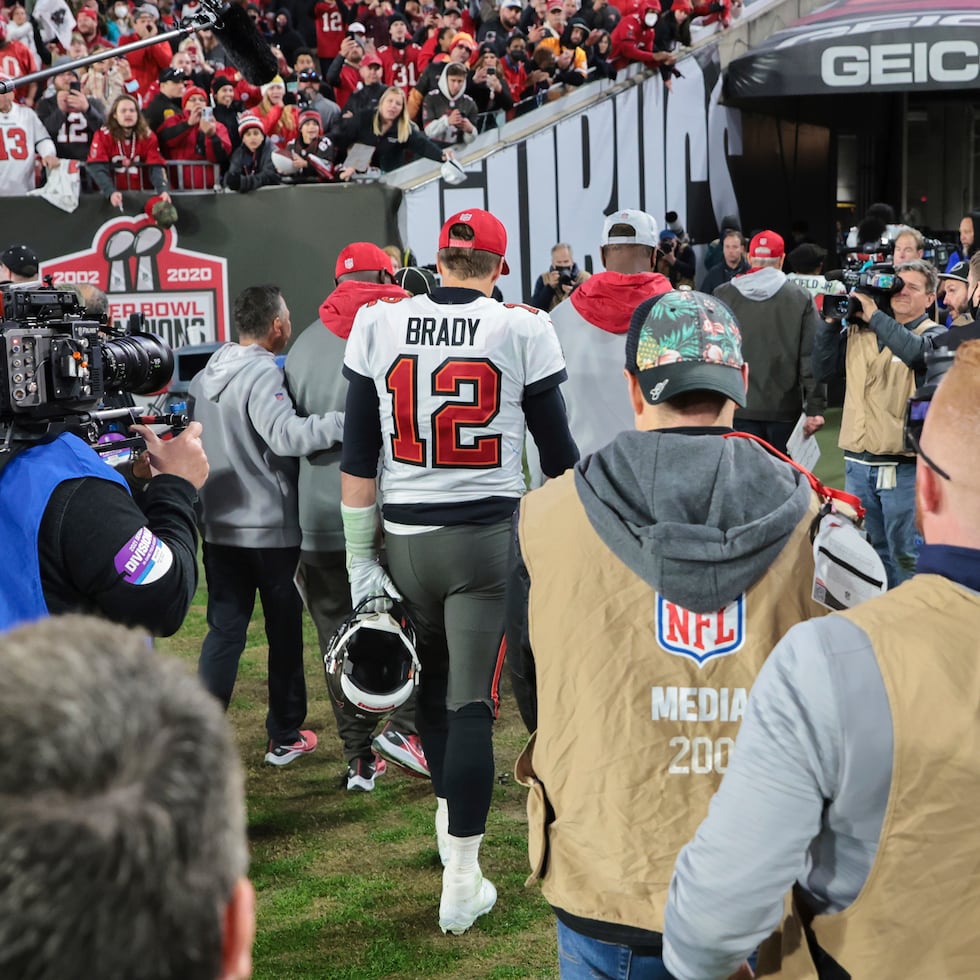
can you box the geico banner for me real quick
[39,215,230,348]
[400,45,741,304]
[724,3,980,99]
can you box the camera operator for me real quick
[531,242,590,311]
[812,258,948,588]
[0,416,208,636]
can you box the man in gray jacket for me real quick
[190,284,343,766]
[714,230,826,455]
[285,244,428,792]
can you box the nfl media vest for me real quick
[757,575,980,980]
[838,321,932,457]
[515,472,823,934]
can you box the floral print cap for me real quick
[625,288,746,407]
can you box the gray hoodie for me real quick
[189,342,343,548]
[574,429,813,612]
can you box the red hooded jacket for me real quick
[568,270,672,333]
[610,3,661,71]
[318,280,410,339]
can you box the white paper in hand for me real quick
[787,412,820,471]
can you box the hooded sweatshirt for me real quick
[422,64,479,145]
[189,342,344,548]
[284,281,410,556]
[526,270,672,487]
[715,265,827,421]
[574,429,812,611]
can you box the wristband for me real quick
[341,502,381,566]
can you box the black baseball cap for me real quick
[1,243,39,278]
[159,67,187,83]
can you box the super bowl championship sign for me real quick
[40,216,230,346]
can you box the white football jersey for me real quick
[345,292,566,506]
[0,103,55,196]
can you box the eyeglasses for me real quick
[908,428,950,481]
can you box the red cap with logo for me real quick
[438,208,510,275]
[748,230,785,259]
[335,242,394,280]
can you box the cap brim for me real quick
[637,361,745,408]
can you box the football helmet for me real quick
[324,597,421,719]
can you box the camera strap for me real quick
[724,432,887,609]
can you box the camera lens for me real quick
[100,332,174,395]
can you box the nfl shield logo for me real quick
[655,593,746,667]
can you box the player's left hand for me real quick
[349,556,401,612]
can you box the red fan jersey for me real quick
[87,127,166,191]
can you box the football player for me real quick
[340,208,578,934]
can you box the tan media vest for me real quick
[757,574,980,979]
[838,321,933,457]
[515,471,823,933]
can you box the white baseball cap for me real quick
[601,209,659,247]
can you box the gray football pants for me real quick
[385,520,509,835]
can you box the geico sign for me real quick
[821,41,980,87]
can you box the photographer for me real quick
[531,242,590,311]
[812,259,948,588]
[158,86,231,189]
[656,228,696,287]
[0,411,207,636]
[36,68,106,162]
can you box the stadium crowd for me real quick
[0,0,741,195]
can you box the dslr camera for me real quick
[1,282,175,450]
[904,347,954,454]
[553,267,576,289]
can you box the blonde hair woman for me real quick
[337,86,450,180]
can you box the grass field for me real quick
[157,415,846,980]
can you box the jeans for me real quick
[844,459,918,589]
[198,542,307,745]
[557,922,673,980]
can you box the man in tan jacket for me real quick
[664,342,980,980]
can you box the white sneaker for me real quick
[438,869,497,935]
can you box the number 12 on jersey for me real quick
[385,355,503,468]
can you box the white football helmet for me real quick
[324,598,421,718]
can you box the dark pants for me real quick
[735,415,796,453]
[198,541,307,746]
[734,418,796,456]
[301,555,417,766]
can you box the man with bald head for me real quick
[663,341,980,980]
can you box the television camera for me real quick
[0,282,183,466]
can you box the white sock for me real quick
[435,798,449,858]
[446,832,483,876]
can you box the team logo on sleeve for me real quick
[655,593,745,667]
[114,527,174,585]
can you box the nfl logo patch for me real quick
[345,257,354,269]
[655,593,745,667]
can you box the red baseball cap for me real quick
[748,230,785,259]
[335,242,393,280]
[438,208,510,274]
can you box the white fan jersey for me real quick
[345,292,566,507]
[0,103,55,196]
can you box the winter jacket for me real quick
[223,139,282,192]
